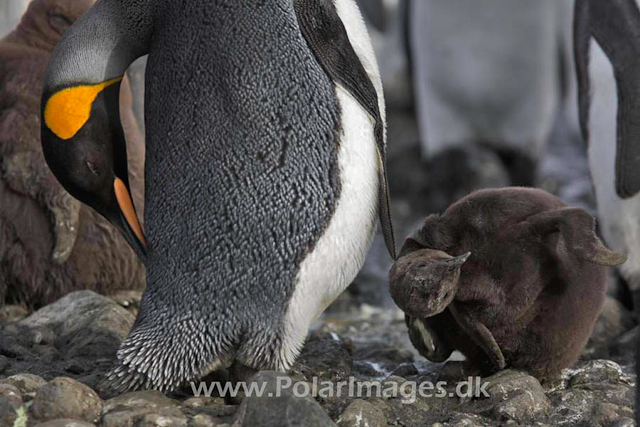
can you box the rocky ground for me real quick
[0,288,636,427]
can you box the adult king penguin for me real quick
[573,0,640,422]
[41,0,395,392]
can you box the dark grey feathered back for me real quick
[111,0,342,390]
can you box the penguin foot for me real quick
[226,361,258,405]
[425,145,510,212]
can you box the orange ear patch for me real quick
[44,77,122,140]
[114,177,147,245]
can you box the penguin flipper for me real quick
[449,302,506,371]
[3,151,81,263]
[405,315,453,363]
[521,207,627,267]
[294,0,397,260]
[575,0,640,198]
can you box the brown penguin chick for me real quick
[0,0,146,308]
[390,187,627,381]
[390,248,470,319]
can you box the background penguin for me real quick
[355,0,387,32]
[573,0,640,421]
[391,188,625,380]
[574,0,640,309]
[41,0,396,392]
[0,0,145,308]
[407,0,575,189]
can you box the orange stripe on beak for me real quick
[114,177,146,245]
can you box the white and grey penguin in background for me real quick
[408,0,575,190]
[574,0,640,309]
[573,0,640,422]
[40,0,395,392]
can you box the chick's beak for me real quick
[445,252,471,271]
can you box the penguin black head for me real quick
[389,248,471,318]
[42,78,147,261]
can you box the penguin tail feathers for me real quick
[234,331,294,372]
[100,316,237,394]
[100,316,292,394]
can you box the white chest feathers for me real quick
[278,0,386,368]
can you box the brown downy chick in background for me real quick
[0,0,146,308]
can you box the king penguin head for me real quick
[42,77,147,261]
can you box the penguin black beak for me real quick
[118,212,147,262]
[114,177,147,262]
[445,252,471,271]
